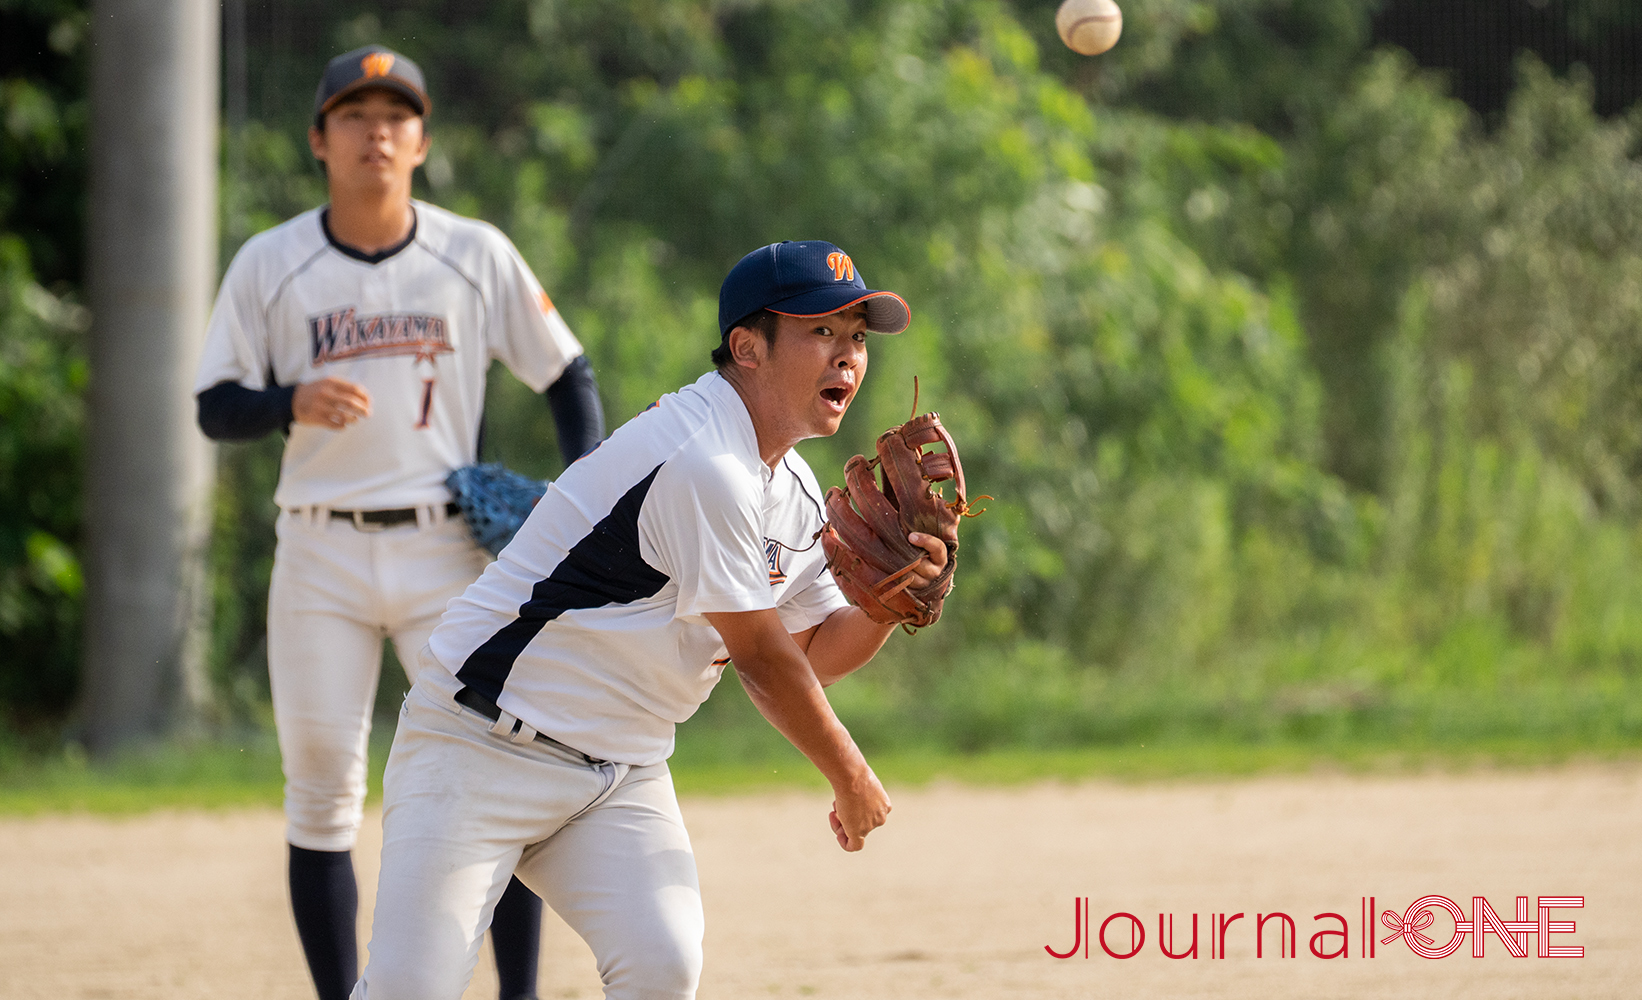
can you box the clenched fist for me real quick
[294,377,373,429]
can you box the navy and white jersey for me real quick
[428,371,849,765]
[194,200,583,510]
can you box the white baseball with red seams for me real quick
[1056,0,1123,56]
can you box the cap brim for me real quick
[768,289,911,335]
[320,79,430,117]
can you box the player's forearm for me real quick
[545,355,605,465]
[731,638,872,789]
[804,607,896,686]
[196,380,297,441]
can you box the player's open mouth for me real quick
[821,387,849,406]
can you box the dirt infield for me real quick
[2,765,1636,999]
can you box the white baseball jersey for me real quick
[195,200,583,510]
[428,371,849,765]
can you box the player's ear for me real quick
[726,324,766,370]
[412,123,431,164]
[308,124,327,163]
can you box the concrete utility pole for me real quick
[79,0,219,753]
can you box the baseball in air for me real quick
[1056,0,1123,56]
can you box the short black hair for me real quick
[314,86,427,132]
[711,309,779,369]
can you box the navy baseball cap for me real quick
[314,45,429,126]
[718,241,911,336]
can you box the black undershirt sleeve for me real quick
[196,380,297,442]
[199,361,600,459]
[544,355,605,467]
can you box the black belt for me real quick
[454,686,607,764]
[328,503,461,527]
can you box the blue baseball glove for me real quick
[445,463,548,556]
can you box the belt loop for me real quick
[315,506,330,529]
[489,709,519,739]
[352,509,367,532]
[419,503,446,529]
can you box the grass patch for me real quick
[668,730,1642,794]
[0,725,1628,817]
[3,716,1636,816]
[0,732,288,816]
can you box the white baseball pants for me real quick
[268,507,489,851]
[351,667,704,1000]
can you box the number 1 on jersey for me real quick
[416,378,435,429]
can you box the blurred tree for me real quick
[0,0,88,287]
[1375,0,1642,117]
[6,0,1642,749]
[0,0,89,726]
[0,237,86,722]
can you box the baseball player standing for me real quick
[193,46,604,1000]
[347,240,951,1000]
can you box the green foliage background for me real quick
[5,0,1642,756]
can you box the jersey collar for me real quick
[320,206,418,265]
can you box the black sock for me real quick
[288,845,359,1000]
[490,875,543,1000]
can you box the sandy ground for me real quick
[1,765,1636,1000]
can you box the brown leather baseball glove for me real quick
[820,398,983,629]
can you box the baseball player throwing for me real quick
[194,46,604,1000]
[347,240,952,1000]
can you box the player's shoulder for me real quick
[223,208,328,284]
[548,376,751,522]
[661,373,755,445]
[411,200,520,263]
[651,374,767,494]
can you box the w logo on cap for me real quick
[826,252,855,282]
[361,52,396,78]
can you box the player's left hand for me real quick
[820,404,978,630]
[905,531,950,588]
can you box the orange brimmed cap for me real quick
[313,45,429,127]
[718,241,911,336]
